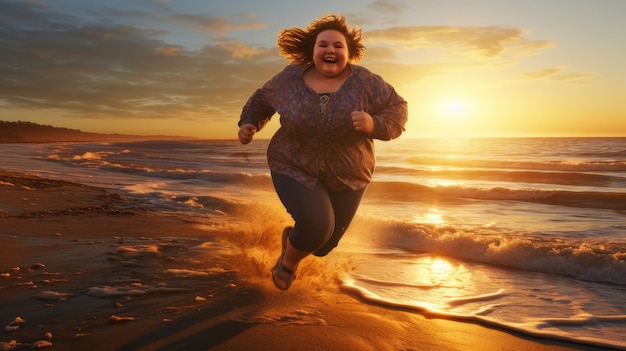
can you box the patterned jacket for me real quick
[239,63,408,191]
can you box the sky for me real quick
[1,0,625,139]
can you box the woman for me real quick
[238,14,407,290]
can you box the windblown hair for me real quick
[277,14,365,65]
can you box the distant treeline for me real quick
[0,121,188,143]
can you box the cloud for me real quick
[0,1,591,133]
[87,2,267,36]
[517,67,593,86]
[357,25,556,86]
[346,0,411,26]
[168,13,267,35]
[364,26,553,59]
[216,41,276,60]
[368,0,411,18]
[357,24,598,91]
[0,1,282,123]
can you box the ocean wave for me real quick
[371,221,626,285]
[367,181,626,210]
[376,166,626,188]
[44,150,272,187]
[406,156,626,172]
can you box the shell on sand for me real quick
[4,316,27,332]
[0,340,17,351]
[109,315,136,323]
[30,263,46,270]
[32,340,53,349]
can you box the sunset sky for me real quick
[1,0,624,139]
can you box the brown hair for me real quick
[277,14,365,65]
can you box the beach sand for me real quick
[0,170,600,351]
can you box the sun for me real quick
[438,99,470,119]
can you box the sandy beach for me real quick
[0,169,604,351]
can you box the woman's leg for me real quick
[313,187,366,257]
[271,172,335,277]
[271,172,336,252]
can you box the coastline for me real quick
[0,170,602,350]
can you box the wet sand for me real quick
[0,170,601,350]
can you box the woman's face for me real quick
[312,29,349,78]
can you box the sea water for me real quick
[1,137,625,349]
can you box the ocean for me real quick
[1,137,625,350]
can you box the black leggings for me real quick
[271,172,366,256]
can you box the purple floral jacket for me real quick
[239,63,408,191]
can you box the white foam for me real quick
[72,151,103,160]
[341,251,626,351]
[164,268,231,277]
[116,245,160,254]
[86,284,189,298]
[87,286,146,298]
[37,291,74,301]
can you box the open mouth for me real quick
[323,57,337,64]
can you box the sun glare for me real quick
[438,99,470,119]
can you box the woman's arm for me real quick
[239,88,276,132]
[370,85,408,141]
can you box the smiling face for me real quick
[312,29,349,78]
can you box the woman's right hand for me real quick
[238,123,257,144]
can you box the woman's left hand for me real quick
[351,111,374,136]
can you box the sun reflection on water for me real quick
[413,208,445,224]
[409,256,474,310]
[344,253,488,314]
[429,258,454,280]
[416,257,465,286]
[427,179,462,187]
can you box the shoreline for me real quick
[0,169,602,350]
